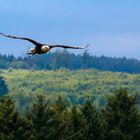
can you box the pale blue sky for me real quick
[0,0,140,58]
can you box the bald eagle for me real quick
[0,32,88,56]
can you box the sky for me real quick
[0,0,140,59]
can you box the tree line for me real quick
[0,89,140,140]
[1,50,140,73]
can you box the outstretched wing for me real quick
[50,44,89,49]
[0,32,42,46]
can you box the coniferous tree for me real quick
[0,76,8,96]
[65,105,86,140]
[26,95,49,140]
[103,89,140,140]
[81,99,104,140]
[46,96,68,140]
[0,96,20,139]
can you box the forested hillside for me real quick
[1,52,140,139]
[1,50,140,73]
[1,69,140,109]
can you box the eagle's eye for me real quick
[30,48,36,53]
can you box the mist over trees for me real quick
[1,50,140,73]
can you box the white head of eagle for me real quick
[41,45,50,52]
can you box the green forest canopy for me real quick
[1,50,140,108]
[0,89,140,140]
[1,51,140,139]
[1,69,140,109]
[1,50,140,73]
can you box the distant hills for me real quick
[1,69,140,109]
[1,50,140,73]
[1,50,140,109]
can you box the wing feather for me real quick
[50,44,89,49]
[0,32,42,46]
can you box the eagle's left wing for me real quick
[50,44,89,49]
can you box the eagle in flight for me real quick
[0,32,88,56]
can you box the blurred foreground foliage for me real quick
[0,89,140,140]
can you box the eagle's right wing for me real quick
[0,32,42,46]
